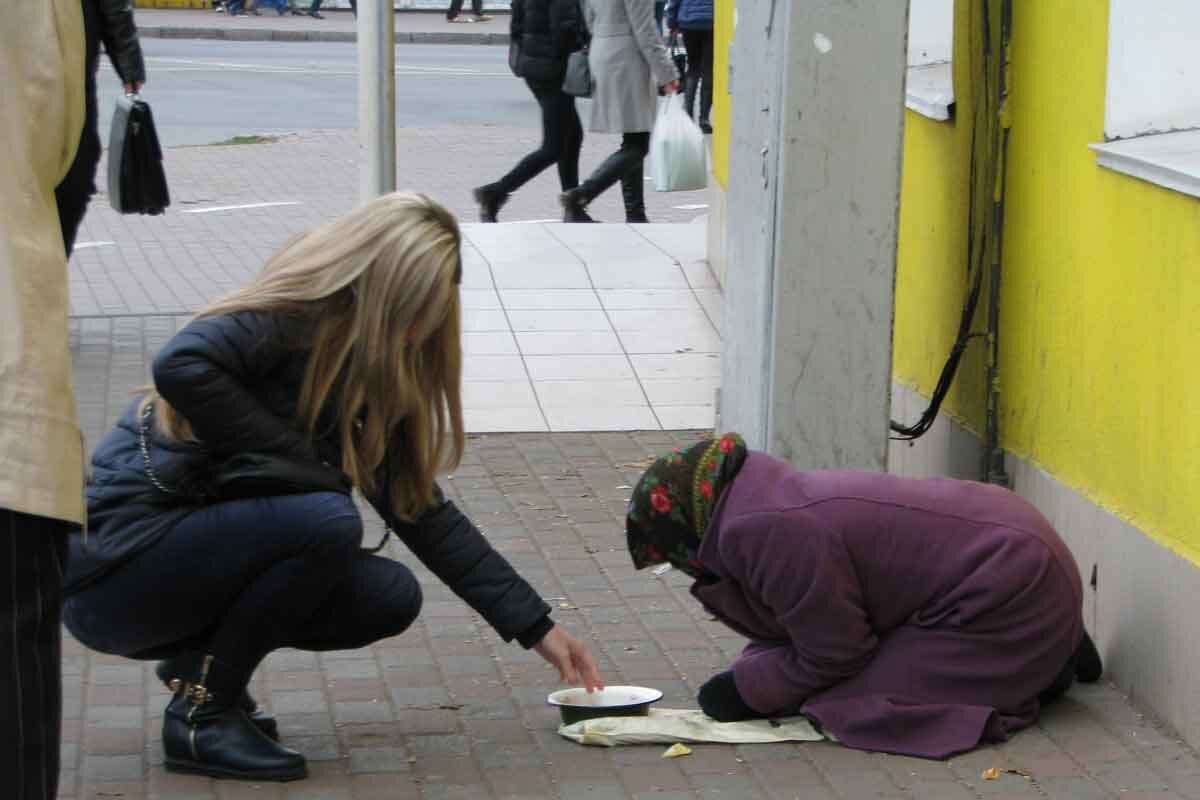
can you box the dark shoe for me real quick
[473,186,508,223]
[699,120,713,134]
[162,655,306,782]
[626,211,650,224]
[308,10,324,18]
[156,655,278,741]
[560,190,597,223]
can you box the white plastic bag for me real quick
[558,708,824,747]
[650,95,708,193]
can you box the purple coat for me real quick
[693,453,1083,759]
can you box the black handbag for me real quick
[562,0,593,97]
[108,94,170,216]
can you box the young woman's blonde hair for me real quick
[145,191,465,520]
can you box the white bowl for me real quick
[547,685,663,724]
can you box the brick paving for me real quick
[61,315,1200,799]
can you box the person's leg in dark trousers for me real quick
[0,510,70,800]
[474,82,580,222]
[64,492,421,779]
[446,0,464,20]
[563,132,651,222]
[698,29,714,130]
[654,1,666,34]
[682,28,714,129]
[55,65,101,257]
[307,0,323,18]
[558,97,583,191]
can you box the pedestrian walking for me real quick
[561,0,679,224]
[1,2,88,798]
[447,0,490,23]
[668,0,713,132]
[290,0,325,19]
[56,0,147,256]
[472,0,589,223]
[626,435,1105,759]
[61,192,604,782]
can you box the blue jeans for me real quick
[64,492,421,682]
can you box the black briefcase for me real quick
[108,94,170,215]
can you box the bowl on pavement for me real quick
[547,685,663,725]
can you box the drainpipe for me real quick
[983,0,1013,486]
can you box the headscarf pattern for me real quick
[625,433,748,578]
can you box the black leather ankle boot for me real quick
[162,654,307,782]
[560,189,597,223]
[156,653,279,741]
[472,185,509,223]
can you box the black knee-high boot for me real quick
[621,169,649,224]
[162,654,307,782]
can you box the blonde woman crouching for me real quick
[62,192,604,782]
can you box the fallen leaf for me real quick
[982,767,1002,780]
[662,743,692,759]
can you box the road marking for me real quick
[182,201,302,214]
[129,58,509,77]
[73,241,116,250]
[672,204,709,210]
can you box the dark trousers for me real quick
[64,492,422,686]
[1,510,70,800]
[55,69,101,257]
[447,0,483,19]
[492,80,583,195]
[682,28,714,125]
[578,132,650,220]
[654,1,665,33]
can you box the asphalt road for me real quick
[97,39,546,147]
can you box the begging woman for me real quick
[63,192,603,782]
[625,434,1101,759]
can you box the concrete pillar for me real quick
[718,2,908,471]
[358,0,396,200]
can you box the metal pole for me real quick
[359,0,396,200]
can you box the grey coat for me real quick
[585,0,677,133]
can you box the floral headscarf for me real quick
[625,433,748,578]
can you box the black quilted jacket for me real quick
[511,0,588,83]
[66,311,553,647]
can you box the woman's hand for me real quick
[662,79,681,95]
[533,624,605,692]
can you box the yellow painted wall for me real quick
[893,0,988,435]
[711,0,734,188]
[894,0,1200,563]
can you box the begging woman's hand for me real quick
[534,624,605,692]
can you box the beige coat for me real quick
[585,0,677,133]
[0,0,87,524]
